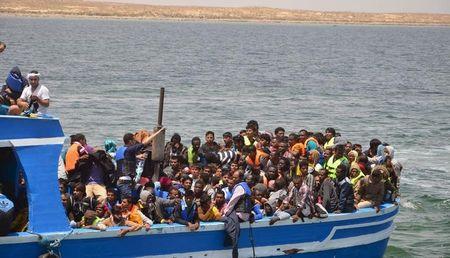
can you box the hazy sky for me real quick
[101,0,450,14]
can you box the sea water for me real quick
[0,16,449,257]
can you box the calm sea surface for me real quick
[1,16,449,257]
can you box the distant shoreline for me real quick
[1,0,450,27]
[2,13,450,27]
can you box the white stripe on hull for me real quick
[141,224,394,258]
[0,137,65,147]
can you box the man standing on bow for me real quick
[222,171,253,258]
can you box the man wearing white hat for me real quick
[16,70,50,115]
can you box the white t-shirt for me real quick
[19,84,50,114]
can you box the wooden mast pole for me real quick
[151,87,165,182]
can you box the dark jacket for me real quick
[336,177,355,213]
[77,150,115,186]
[319,177,338,213]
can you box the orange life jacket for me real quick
[245,150,268,169]
[65,142,83,172]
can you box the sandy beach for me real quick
[1,0,450,25]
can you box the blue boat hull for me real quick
[1,204,398,258]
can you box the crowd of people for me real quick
[58,120,402,244]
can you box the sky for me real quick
[98,0,450,14]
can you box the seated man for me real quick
[173,190,199,231]
[99,204,142,237]
[317,168,338,213]
[335,164,355,213]
[354,166,385,212]
[0,67,28,114]
[269,176,315,225]
[16,70,50,115]
[197,193,221,222]
[120,197,152,230]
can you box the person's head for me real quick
[73,183,86,200]
[191,137,201,150]
[120,197,133,210]
[298,129,308,143]
[348,150,358,164]
[350,163,362,178]
[299,160,309,175]
[200,172,211,185]
[344,142,353,154]
[123,133,135,146]
[274,178,286,191]
[203,164,213,174]
[73,133,87,146]
[259,133,271,147]
[95,203,106,218]
[170,156,181,169]
[369,139,382,151]
[292,176,303,189]
[277,157,290,172]
[277,141,288,153]
[106,188,117,203]
[205,131,215,144]
[370,166,384,183]
[246,123,257,138]
[27,70,40,88]
[336,164,348,181]
[230,161,239,172]
[266,166,278,180]
[313,132,326,146]
[181,175,193,191]
[253,189,264,202]
[222,132,233,146]
[334,144,345,159]
[190,164,201,179]
[170,133,181,144]
[200,193,212,210]
[353,144,363,154]
[194,180,205,196]
[184,190,194,205]
[222,172,230,187]
[140,189,156,206]
[318,168,329,182]
[61,193,69,208]
[215,190,225,206]
[243,145,257,159]
[215,167,223,178]
[0,41,6,53]
[325,127,336,141]
[232,135,244,150]
[229,171,243,188]
[247,120,259,131]
[288,133,299,147]
[211,175,221,187]
[159,177,173,191]
[274,127,285,139]
[168,187,180,199]
[83,210,98,226]
[245,174,255,187]
[58,179,67,194]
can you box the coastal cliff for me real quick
[1,0,450,25]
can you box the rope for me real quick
[27,229,74,257]
[248,221,256,258]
